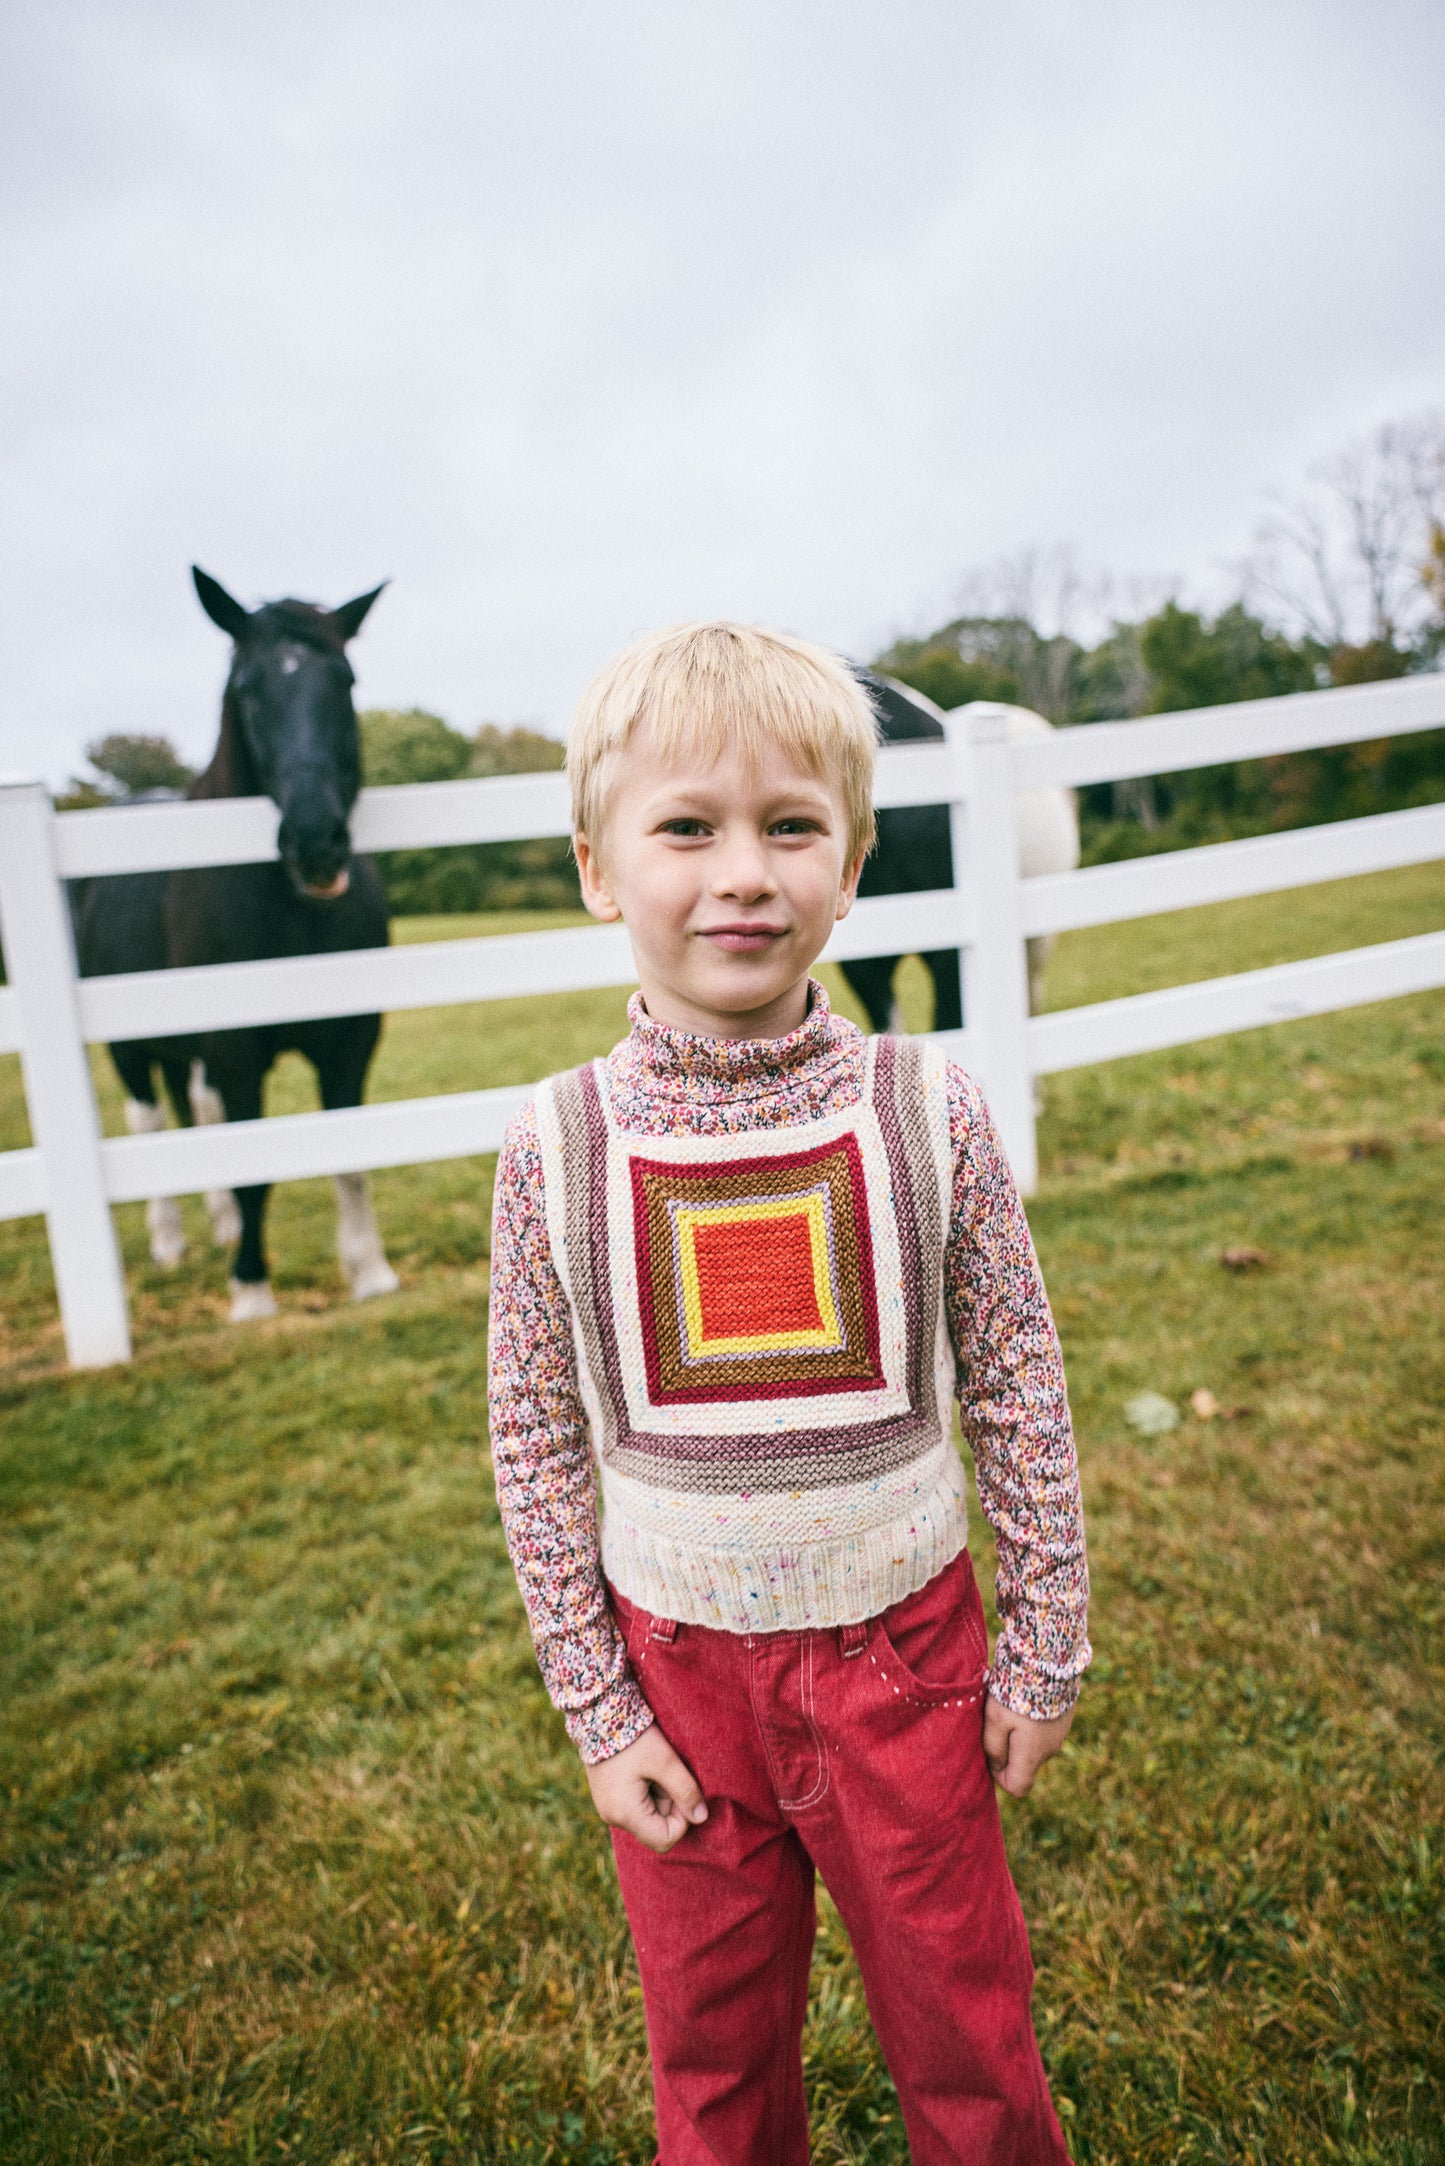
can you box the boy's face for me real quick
[575,727,864,1039]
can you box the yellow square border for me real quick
[674,1192,844,1358]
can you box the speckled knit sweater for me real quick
[487,983,1090,1763]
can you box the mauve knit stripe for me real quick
[555,1065,622,1464]
[874,1032,949,1440]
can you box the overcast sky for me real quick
[3,0,1443,785]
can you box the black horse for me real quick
[71,568,398,1320]
[840,671,962,1035]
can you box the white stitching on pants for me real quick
[778,1638,829,1812]
[867,1645,982,1709]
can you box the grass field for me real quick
[1,862,1442,2162]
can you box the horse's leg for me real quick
[1024,935,1056,1115]
[332,1173,401,1301]
[205,1064,276,1322]
[838,956,899,1035]
[1025,934,1053,1017]
[922,950,964,1035]
[316,1023,399,1302]
[187,1060,243,1246]
[113,1043,186,1267]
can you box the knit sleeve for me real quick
[487,1102,655,1763]
[942,1066,1091,1719]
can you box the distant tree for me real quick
[1073,621,1151,725]
[1422,518,1445,633]
[358,711,576,915]
[68,727,194,805]
[1071,622,1158,824]
[1139,601,1321,714]
[469,723,566,778]
[1244,412,1445,674]
[874,616,1081,722]
[359,709,473,786]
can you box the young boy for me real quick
[487,622,1089,2164]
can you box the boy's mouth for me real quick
[698,922,789,954]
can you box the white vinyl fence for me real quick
[2,673,1443,1369]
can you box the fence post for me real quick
[0,782,131,1366]
[944,706,1039,1194]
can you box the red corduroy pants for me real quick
[607,1553,1070,2165]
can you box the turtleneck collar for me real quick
[608,978,865,1114]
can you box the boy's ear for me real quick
[574,832,622,923]
[835,848,868,921]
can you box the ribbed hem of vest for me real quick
[599,1478,969,1635]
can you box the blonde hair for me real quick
[567,620,878,862]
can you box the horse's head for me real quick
[193,566,387,900]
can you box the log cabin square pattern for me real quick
[630,1134,886,1405]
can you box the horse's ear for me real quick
[331,582,388,642]
[192,566,251,641]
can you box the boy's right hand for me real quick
[585,1724,709,1854]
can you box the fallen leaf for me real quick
[1220,1246,1269,1271]
[1124,1390,1179,1436]
[1190,1387,1219,1419]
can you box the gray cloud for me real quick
[2,0,1442,783]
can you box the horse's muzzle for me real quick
[278,810,353,900]
[300,867,351,900]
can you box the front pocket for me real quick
[869,1628,986,1709]
[871,1559,988,1707]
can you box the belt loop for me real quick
[839,1620,867,1659]
[649,1614,678,1644]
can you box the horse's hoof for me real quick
[349,1261,400,1302]
[228,1277,278,1322]
[149,1233,187,1269]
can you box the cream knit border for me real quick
[600,1442,970,1634]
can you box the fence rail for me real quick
[1,670,1442,1367]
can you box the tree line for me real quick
[876,414,1445,863]
[876,592,1444,865]
[58,413,1444,904]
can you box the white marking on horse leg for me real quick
[125,1098,187,1265]
[1025,934,1054,1018]
[1025,938,1055,1114]
[887,999,906,1035]
[125,1097,168,1137]
[146,1197,187,1268]
[188,1061,242,1245]
[206,1189,242,1247]
[228,1276,278,1322]
[334,1173,400,1301]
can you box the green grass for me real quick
[1,864,1443,2161]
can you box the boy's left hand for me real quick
[982,1693,1073,1798]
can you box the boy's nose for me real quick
[713,840,775,900]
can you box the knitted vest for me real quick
[532,1032,968,1633]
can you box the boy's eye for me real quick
[658,817,710,837]
[770,817,821,836]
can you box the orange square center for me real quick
[692,1210,824,1342]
